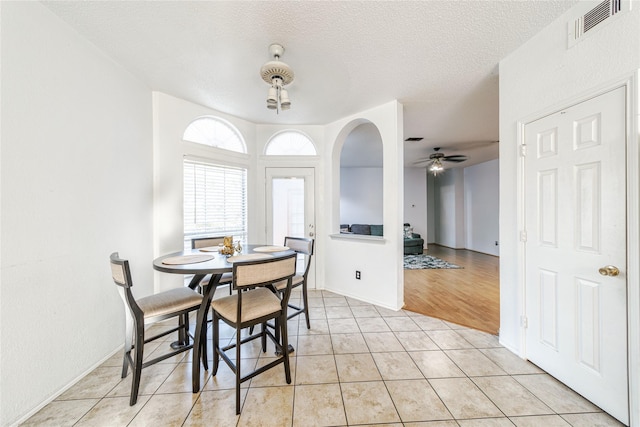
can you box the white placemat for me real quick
[198,246,220,252]
[252,246,290,253]
[226,253,273,263]
[162,254,214,265]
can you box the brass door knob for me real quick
[598,265,620,277]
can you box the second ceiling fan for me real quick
[414,147,467,173]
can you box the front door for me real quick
[524,86,628,423]
[266,167,316,288]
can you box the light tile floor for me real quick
[22,289,624,426]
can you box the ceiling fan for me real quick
[414,147,467,174]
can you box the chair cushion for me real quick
[273,274,304,291]
[211,287,281,324]
[138,287,203,319]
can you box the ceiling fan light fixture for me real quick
[280,89,291,110]
[429,158,444,175]
[260,44,294,114]
[267,86,278,104]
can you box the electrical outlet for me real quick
[355,271,361,280]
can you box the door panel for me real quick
[266,167,316,288]
[524,87,628,424]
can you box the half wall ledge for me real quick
[329,233,386,243]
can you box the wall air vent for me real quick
[568,0,626,48]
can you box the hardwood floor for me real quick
[403,245,500,335]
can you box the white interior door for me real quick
[524,87,628,423]
[266,167,316,288]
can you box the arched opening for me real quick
[338,122,384,236]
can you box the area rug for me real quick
[404,254,462,270]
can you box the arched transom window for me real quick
[265,130,317,156]
[183,116,246,153]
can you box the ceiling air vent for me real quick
[568,0,626,48]
[405,137,424,142]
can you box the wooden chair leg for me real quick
[212,313,220,375]
[200,320,208,371]
[274,317,281,345]
[302,282,311,329]
[235,325,242,415]
[122,318,133,378]
[129,325,144,406]
[280,313,292,384]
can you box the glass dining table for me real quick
[152,244,295,393]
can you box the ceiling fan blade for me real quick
[443,155,467,163]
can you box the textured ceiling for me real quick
[42,0,578,167]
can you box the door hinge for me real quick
[520,230,527,242]
[520,316,528,328]
[520,145,527,157]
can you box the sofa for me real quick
[403,223,424,255]
[340,223,424,255]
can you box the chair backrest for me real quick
[232,253,297,290]
[284,237,314,277]
[110,252,133,288]
[109,252,143,318]
[284,236,314,256]
[192,236,226,249]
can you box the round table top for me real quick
[152,244,294,275]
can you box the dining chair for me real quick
[191,236,233,295]
[211,253,297,414]
[109,252,205,406]
[273,237,315,329]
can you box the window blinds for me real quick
[183,159,247,249]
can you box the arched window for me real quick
[265,130,317,156]
[183,116,246,153]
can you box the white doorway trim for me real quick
[515,72,639,425]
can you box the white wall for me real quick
[404,167,427,244]
[427,173,436,244]
[499,0,640,357]
[340,167,383,225]
[433,168,465,248]
[325,101,404,310]
[428,160,498,253]
[464,159,499,256]
[1,3,154,425]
